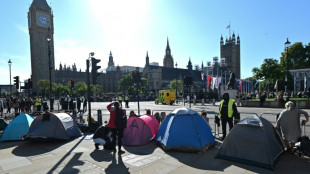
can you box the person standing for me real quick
[35,96,42,113]
[83,97,87,112]
[219,93,238,140]
[50,94,54,111]
[125,95,129,108]
[77,95,81,112]
[107,102,126,154]
[118,95,123,107]
[0,98,3,117]
[275,101,309,152]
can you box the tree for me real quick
[252,58,284,91]
[280,42,310,70]
[168,80,183,93]
[118,72,148,95]
[74,81,87,96]
[37,80,50,96]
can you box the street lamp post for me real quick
[47,27,52,96]
[8,59,12,96]
[87,52,94,128]
[285,38,291,94]
[175,62,178,104]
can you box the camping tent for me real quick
[122,114,159,146]
[216,115,285,169]
[0,118,8,131]
[156,108,215,152]
[27,112,82,140]
[0,114,33,141]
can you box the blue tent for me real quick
[0,113,34,141]
[156,108,215,152]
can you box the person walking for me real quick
[77,95,81,112]
[107,102,126,154]
[50,94,54,111]
[219,93,238,140]
[275,101,309,152]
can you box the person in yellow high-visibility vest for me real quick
[219,93,238,140]
[35,96,42,112]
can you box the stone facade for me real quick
[220,33,240,79]
[289,68,310,93]
[28,0,55,93]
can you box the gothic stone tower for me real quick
[220,32,240,79]
[163,38,174,68]
[28,0,55,93]
[108,51,115,68]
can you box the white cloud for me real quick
[15,24,28,35]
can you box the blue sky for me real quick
[1,0,310,85]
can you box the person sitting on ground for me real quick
[93,123,111,150]
[154,112,160,124]
[129,110,138,118]
[275,101,309,152]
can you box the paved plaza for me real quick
[0,101,310,173]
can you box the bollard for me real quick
[72,110,77,119]
[213,98,215,106]
[202,98,204,106]
[97,110,102,126]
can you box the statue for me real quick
[227,71,235,89]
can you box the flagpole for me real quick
[229,21,231,37]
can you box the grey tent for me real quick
[28,113,82,140]
[216,115,285,169]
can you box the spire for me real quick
[201,61,204,70]
[108,51,114,67]
[220,34,224,45]
[187,57,193,71]
[146,51,149,66]
[167,37,170,48]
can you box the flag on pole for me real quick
[304,76,307,90]
[254,81,259,88]
[207,75,212,88]
[274,80,278,90]
[265,81,269,89]
[226,25,230,29]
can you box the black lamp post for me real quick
[175,62,178,104]
[87,52,94,128]
[8,59,12,96]
[47,27,52,96]
[285,38,291,94]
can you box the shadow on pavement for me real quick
[90,149,114,162]
[12,139,71,157]
[0,141,26,150]
[122,142,157,155]
[166,143,310,174]
[105,153,130,174]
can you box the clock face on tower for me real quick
[37,15,49,26]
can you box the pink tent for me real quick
[123,114,159,146]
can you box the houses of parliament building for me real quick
[28,0,240,95]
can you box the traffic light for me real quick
[71,79,75,88]
[91,58,101,84]
[14,76,19,89]
[28,78,32,89]
[132,70,141,85]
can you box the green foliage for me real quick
[280,42,310,70]
[74,81,87,96]
[90,84,102,96]
[168,80,183,93]
[118,72,148,95]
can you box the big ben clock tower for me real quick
[28,0,55,94]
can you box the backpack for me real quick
[115,109,127,129]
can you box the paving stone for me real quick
[0,156,32,171]
[122,154,161,167]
